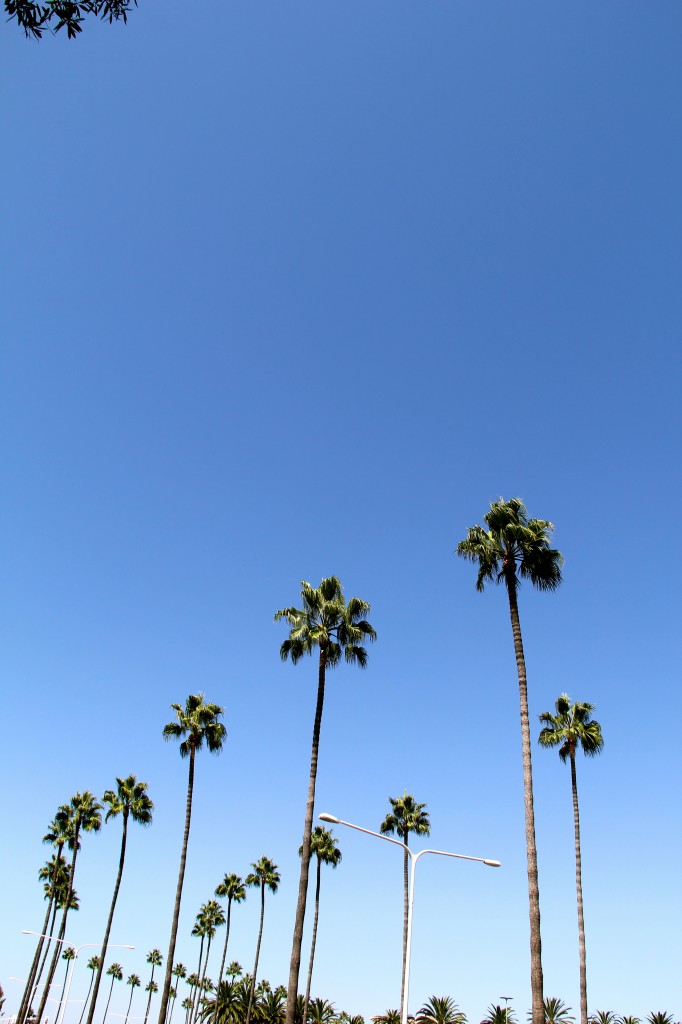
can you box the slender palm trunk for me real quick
[87,814,130,1024]
[80,974,97,1024]
[570,751,588,1024]
[400,834,409,1019]
[144,966,158,1024]
[285,648,327,1024]
[124,986,136,1024]
[216,899,233,996]
[102,977,116,1024]
[194,935,213,1024]
[29,898,60,1019]
[35,829,82,1024]
[57,957,72,1023]
[167,989,177,1024]
[158,746,196,1024]
[189,938,205,1024]
[245,885,265,1024]
[302,855,322,1024]
[17,895,54,1024]
[506,580,544,1024]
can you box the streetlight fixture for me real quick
[21,933,134,1024]
[318,813,500,1024]
[500,996,513,1024]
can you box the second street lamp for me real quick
[319,813,500,1024]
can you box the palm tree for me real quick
[79,958,102,1024]
[276,577,376,1024]
[182,999,193,1024]
[158,695,226,1024]
[146,982,160,1021]
[617,1018,641,1024]
[259,988,286,1024]
[86,776,154,1024]
[458,498,562,1024]
[380,794,430,1018]
[481,1008,515,1024]
[307,1000,338,1024]
[415,998,466,1024]
[539,696,604,1024]
[169,965,187,1024]
[298,827,341,1024]
[194,902,225,1024]
[371,1013,401,1024]
[213,875,246,997]
[145,952,164,1024]
[56,947,77,1024]
[244,857,281,1024]
[527,1001,574,1024]
[647,1015,674,1024]
[35,793,103,1024]
[102,964,124,1024]
[589,1015,616,1024]
[189,917,208,1024]
[27,857,74,1023]
[124,976,142,1024]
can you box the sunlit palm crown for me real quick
[275,576,376,668]
[44,806,79,852]
[299,825,342,866]
[245,856,280,893]
[162,693,227,758]
[103,775,154,825]
[215,873,246,904]
[482,1007,516,1024]
[380,792,430,840]
[539,694,604,762]
[457,497,563,593]
[127,975,141,987]
[147,949,163,966]
[106,963,124,981]
[415,996,467,1024]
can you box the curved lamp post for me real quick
[22,933,134,1024]
[319,813,500,1024]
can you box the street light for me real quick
[21,933,134,1024]
[500,996,513,1024]
[318,814,500,1024]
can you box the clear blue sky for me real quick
[1,2,680,1020]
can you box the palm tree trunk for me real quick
[215,899,233,996]
[86,813,130,1024]
[302,855,322,1024]
[29,897,60,1019]
[195,935,213,1024]
[56,956,71,1024]
[124,986,135,1024]
[144,966,157,1024]
[103,977,116,1024]
[285,648,327,1024]
[189,937,205,1024]
[506,580,544,1024]
[79,974,97,1024]
[570,751,588,1024]
[245,886,265,1024]
[158,746,196,1024]
[35,829,82,1024]
[400,835,409,1019]
[17,892,55,1024]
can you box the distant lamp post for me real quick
[318,813,500,1024]
[501,996,513,1024]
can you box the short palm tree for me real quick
[259,988,286,1024]
[35,794,103,1024]
[87,776,154,1024]
[371,1012,401,1024]
[415,998,466,1024]
[244,857,280,1024]
[145,951,164,1024]
[589,1015,616,1024]
[540,696,604,1024]
[299,827,342,1024]
[380,794,430,1018]
[103,963,124,1023]
[275,577,376,1024]
[57,947,77,1022]
[481,1007,515,1024]
[213,874,246,997]
[527,1000,573,1024]
[307,999,338,1024]
[647,1015,674,1024]
[78,957,102,1024]
[458,498,562,1024]
[158,695,227,1024]
[124,975,142,1024]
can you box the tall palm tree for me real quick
[458,498,562,1024]
[102,964,124,1024]
[145,952,164,1024]
[298,827,341,1024]
[380,794,430,1018]
[27,857,74,1024]
[244,857,280,1024]
[124,975,141,1024]
[482,1008,516,1024]
[56,947,77,1024]
[539,696,604,1024]
[415,997,466,1024]
[169,965,187,1024]
[35,794,103,1024]
[213,875,246,997]
[158,695,227,1024]
[79,958,102,1024]
[193,902,225,1024]
[87,777,154,1024]
[276,577,376,1024]
[146,982,160,1021]
[189,917,208,1024]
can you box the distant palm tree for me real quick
[169,965,187,1024]
[102,964,124,1024]
[276,577,376,1024]
[213,875,246,996]
[371,1013,401,1024]
[298,827,341,1024]
[145,951,164,1024]
[181,999,193,1024]
[87,777,154,1024]
[158,695,227,1024]
[616,1018,641,1024]
[415,997,466,1024]
[380,793,430,1017]
[481,1007,515,1024]
[78,957,102,1024]
[194,902,225,1024]
[259,989,286,1024]
[589,1015,616,1024]
[458,498,562,1024]
[647,1015,674,1024]
[526,1000,573,1024]
[540,695,604,1024]
[124,975,142,1024]
[56,947,77,1023]
[244,857,280,1024]
[35,794,103,1024]
[306,999,338,1024]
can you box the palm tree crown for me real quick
[275,576,377,668]
[163,694,227,758]
[539,695,604,762]
[380,793,430,844]
[415,997,466,1024]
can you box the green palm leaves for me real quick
[214,875,247,996]
[244,857,280,1024]
[415,997,467,1024]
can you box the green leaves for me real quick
[5,0,139,40]
[538,694,604,763]
[275,577,376,671]
[163,694,227,759]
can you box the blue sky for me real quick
[1,1,680,1020]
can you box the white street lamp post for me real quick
[22,933,134,1024]
[319,813,500,1024]
[501,996,513,1024]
